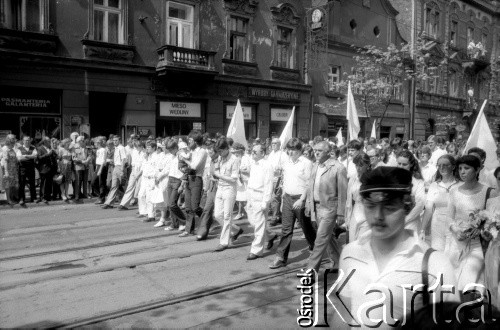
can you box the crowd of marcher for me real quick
[1,129,500,324]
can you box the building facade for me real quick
[390,0,500,142]
[309,0,407,139]
[0,0,312,142]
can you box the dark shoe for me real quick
[101,204,113,209]
[19,201,26,206]
[247,253,261,260]
[95,199,104,205]
[73,199,83,204]
[266,234,278,250]
[269,258,287,269]
[117,205,128,211]
[196,235,206,241]
[214,244,228,252]
[137,214,146,218]
[178,232,191,237]
[231,228,244,242]
[142,217,155,222]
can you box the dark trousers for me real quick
[19,166,36,202]
[184,176,203,233]
[196,185,217,239]
[167,177,186,227]
[276,193,317,262]
[39,171,53,201]
[92,165,108,200]
[74,169,88,200]
[270,180,282,220]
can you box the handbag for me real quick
[150,185,165,204]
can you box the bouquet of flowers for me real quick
[451,210,500,255]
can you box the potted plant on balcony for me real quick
[467,41,486,59]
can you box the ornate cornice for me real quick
[223,0,259,16]
[81,39,135,63]
[270,3,300,26]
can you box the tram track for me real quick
[0,227,298,291]
[54,263,313,329]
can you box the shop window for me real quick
[328,66,341,91]
[379,126,391,139]
[424,67,439,94]
[90,0,127,44]
[166,1,194,48]
[424,2,440,39]
[450,20,458,46]
[351,68,363,95]
[229,16,249,61]
[276,26,293,68]
[0,0,49,32]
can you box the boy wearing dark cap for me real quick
[338,167,459,328]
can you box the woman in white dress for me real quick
[418,145,436,192]
[421,154,460,250]
[445,155,491,292]
[345,153,371,242]
[396,150,426,233]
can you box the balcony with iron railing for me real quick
[156,45,217,76]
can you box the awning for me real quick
[316,96,368,118]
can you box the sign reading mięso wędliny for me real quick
[297,269,499,328]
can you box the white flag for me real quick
[464,100,497,171]
[279,107,295,149]
[346,81,360,140]
[336,127,344,147]
[370,120,377,139]
[226,99,248,149]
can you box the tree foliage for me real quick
[317,39,443,130]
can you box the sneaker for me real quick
[164,226,177,231]
[178,225,186,231]
[154,219,166,228]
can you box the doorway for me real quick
[89,92,126,137]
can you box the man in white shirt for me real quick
[102,136,128,208]
[245,143,275,260]
[93,137,109,204]
[179,130,208,237]
[267,138,289,226]
[339,167,459,328]
[427,135,447,166]
[468,147,499,188]
[118,140,144,210]
[164,141,187,231]
[345,140,362,181]
[269,138,315,269]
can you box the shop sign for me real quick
[0,87,61,114]
[271,108,293,122]
[395,126,405,133]
[193,122,202,130]
[160,102,201,117]
[226,106,252,120]
[248,87,299,101]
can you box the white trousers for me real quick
[120,170,141,207]
[138,177,155,218]
[214,185,238,246]
[246,196,272,256]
